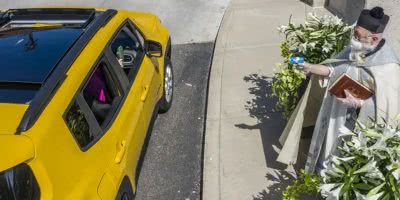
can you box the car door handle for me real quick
[115,140,126,164]
[141,85,149,102]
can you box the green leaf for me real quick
[354,183,374,190]
[367,183,385,197]
[355,161,376,174]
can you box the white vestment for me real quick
[277,41,400,173]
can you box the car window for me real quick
[83,62,122,126]
[110,26,144,82]
[64,60,123,149]
[65,101,92,147]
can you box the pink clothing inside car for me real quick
[84,67,109,104]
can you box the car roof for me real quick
[0,8,118,133]
[0,8,101,84]
[0,27,83,84]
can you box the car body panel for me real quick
[0,103,28,132]
[0,9,170,199]
[0,134,34,171]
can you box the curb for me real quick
[202,5,234,200]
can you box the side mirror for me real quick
[145,40,163,57]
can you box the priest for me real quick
[277,6,400,173]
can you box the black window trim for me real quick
[75,93,102,142]
[104,48,130,91]
[107,19,146,83]
[124,18,146,49]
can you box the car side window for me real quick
[64,60,124,150]
[65,101,92,147]
[83,62,122,125]
[110,25,144,82]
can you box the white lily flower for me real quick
[322,40,333,53]
[307,42,317,49]
[320,120,400,200]
[387,163,400,180]
[355,161,377,174]
[357,132,368,146]
[309,13,321,23]
[383,128,396,137]
[320,183,343,200]
[365,167,385,180]
[337,156,356,162]
[392,168,400,180]
[322,47,330,53]
[307,12,316,19]
[277,25,288,33]
[299,43,308,53]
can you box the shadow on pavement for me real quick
[234,73,287,170]
[252,171,295,200]
[235,73,305,199]
[251,168,321,200]
[236,74,322,199]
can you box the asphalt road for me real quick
[135,42,214,200]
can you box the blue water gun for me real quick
[289,56,305,65]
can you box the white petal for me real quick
[392,168,400,180]
[320,183,342,199]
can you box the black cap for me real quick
[357,7,389,33]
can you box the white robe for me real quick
[277,42,400,173]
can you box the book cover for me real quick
[328,74,373,100]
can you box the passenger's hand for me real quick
[336,90,364,108]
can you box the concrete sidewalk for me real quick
[203,0,330,199]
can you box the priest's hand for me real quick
[336,90,364,108]
[301,62,331,77]
[300,62,312,74]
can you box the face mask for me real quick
[350,37,364,51]
[351,37,376,52]
[350,37,369,64]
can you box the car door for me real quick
[62,56,128,199]
[119,20,160,124]
[64,51,145,199]
[61,20,162,198]
[99,20,158,191]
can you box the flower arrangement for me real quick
[272,13,351,119]
[283,120,400,200]
[320,121,400,200]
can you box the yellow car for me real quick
[0,8,173,199]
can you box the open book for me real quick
[328,74,373,100]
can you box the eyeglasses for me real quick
[351,29,373,42]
